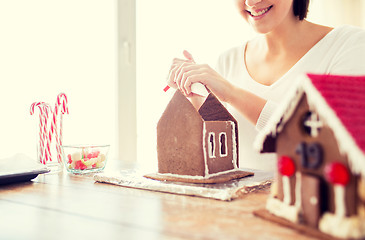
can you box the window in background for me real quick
[0,1,118,161]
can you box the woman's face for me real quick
[235,0,295,34]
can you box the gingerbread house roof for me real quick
[255,73,365,175]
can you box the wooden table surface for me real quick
[0,163,319,240]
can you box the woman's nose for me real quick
[245,0,262,7]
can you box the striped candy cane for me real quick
[55,93,68,163]
[30,102,48,164]
[30,102,43,163]
[41,103,52,163]
[52,103,62,163]
[30,93,68,168]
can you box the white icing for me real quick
[295,172,302,208]
[156,168,243,180]
[208,132,216,158]
[303,111,323,137]
[283,175,291,205]
[230,121,238,169]
[266,197,300,223]
[310,196,318,205]
[319,213,365,239]
[219,132,228,157]
[202,122,209,176]
[270,181,278,197]
[202,121,238,177]
[334,184,346,218]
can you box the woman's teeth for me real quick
[249,6,272,17]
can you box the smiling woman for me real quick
[160,0,365,172]
[135,0,365,171]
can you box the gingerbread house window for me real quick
[302,111,322,137]
[208,132,216,158]
[219,132,228,157]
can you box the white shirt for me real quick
[215,25,365,171]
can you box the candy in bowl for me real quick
[62,145,110,174]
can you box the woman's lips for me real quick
[246,5,273,18]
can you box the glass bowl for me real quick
[62,144,110,174]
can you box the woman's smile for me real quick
[246,5,273,19]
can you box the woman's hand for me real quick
[166,50,195,90]
[173,51,234,103]
[167,50,267,125]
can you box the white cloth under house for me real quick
[215,25,365,171]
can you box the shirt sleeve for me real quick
[255,100,278,131]
[329,28,365,75]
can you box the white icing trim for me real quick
[295,172,302,208]
[156,168,243,180]
[208,132,216,158]
[310,196,318,205]
[303,112,323,137]
[230,121,238,169]
[334,184,346,218]
[219,132,228,157]
[283,176,291,205]
[254,74,365,177]
[202,121,238,177]
[202,122,209,176]
[266,197,300,223]
[319,213,365,239]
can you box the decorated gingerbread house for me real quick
[254,74,365,239]
[144,90,253,184]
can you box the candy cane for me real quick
[30,102,47,164]
[55,93,68,163]
[31,94,68,166]
[52,103,62,163]
[41,103,52,163]
[30,102,43,163]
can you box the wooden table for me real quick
[0,163,318,240]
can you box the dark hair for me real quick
[293,0,310,20]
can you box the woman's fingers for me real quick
[175,65,207,96]
[166,51,195,89]
[167,58,191,89]
[167,64,180,89]
[174,62,195,90]
[183,72,206,96]
[183,50,195,63]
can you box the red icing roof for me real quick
[307,74,365,154]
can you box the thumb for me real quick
[183,50,195,63]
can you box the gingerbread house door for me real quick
[301,174,322,228]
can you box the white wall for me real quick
[308,0,365,28]
[0,1,118,161]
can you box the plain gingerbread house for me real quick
[145,90,253,184]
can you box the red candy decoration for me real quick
[67,154,72,164]
[324,162,350,186]
[75,160,87,170]
[278,156,296,177]
[87,151,100,159]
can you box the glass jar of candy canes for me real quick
[31,93,68,173]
